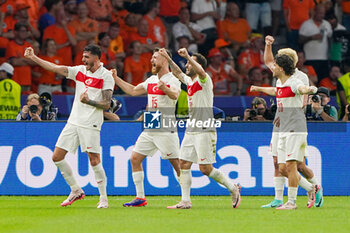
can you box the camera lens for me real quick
[249,109,257,118]
[29,105,38,114]
[311,95,319,102]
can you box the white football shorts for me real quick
[277,133,307,164]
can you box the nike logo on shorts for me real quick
[200,158,206,161]
[166,153,172,156]
[87,147,92,149]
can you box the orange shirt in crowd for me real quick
[238,49,264,75]
[38,55,63,85]
[120,24,137,47]
[319,77,336,92]
[127,32,156,69]
[85,0,112,32]
[43,24,76,66]
[100,50,116,68]
[283,0,315,30]
[112,9,128,28]
[159,0,181,17]
[124,56,149,86]
[246,83,271,96]
[143,15,167,47]
[343,1,350,14]
[109,35,124,54]
[206,63,234,95]
[217,18,251,44]
[1,0,16,16]
[69,17,98,53]
[5,40,32,86]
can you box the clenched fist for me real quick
[178,48,189,58]
[265,36,274,46]
[24,47,35,59]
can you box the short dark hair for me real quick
[14,22,27,32]
[84,44,101,59]
[275,54,295,76]
[193,53,207,69]
[153,47,172,59]
[98,32,108,41]
[129,40,140,50]
[110,22,120,28]
[45,0,61,11]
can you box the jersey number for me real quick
[152,96,157,108]
[277,100,283,112]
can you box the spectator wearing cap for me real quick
[217,2,250,55]
[319,65,342,96]
[283,0,315,50]
[143,0,168,48]
[245,67,271,96]
[85,0,112,33]
[307,86,338,121]
[237,33,265,79]
[0,62,21,119]
[68,1,98,55]
[43,8,77,66]
[206,48,242,95]
[172,7,204,53]
[6,22,35,91]
[38,38,64,95]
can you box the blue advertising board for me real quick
[0,122,349,195]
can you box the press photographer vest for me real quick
[0,79,21,120]
[336,73,350,116]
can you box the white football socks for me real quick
[208,168,236,192]
[180,169,192,202]
[55,160,80,192]
[274,176,285,201]
[307,176,318,185]
[92,163,107,200]
[288,187,298,204]
[299,176,313,192]
[132,171,145,198]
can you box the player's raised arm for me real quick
[298,85,317,95]
[24,47,68,77]
[158,48,185,84]
[250,85,276,96]
[111,69,146,96]
[264,35,275,71]
[178,48,206,80]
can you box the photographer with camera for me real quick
[305,87,338,121]
[16,92,58,121]
[16,93,43,121]
[243,97,275,121]
[103,98,121,121]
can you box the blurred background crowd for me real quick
[1,0,350,121]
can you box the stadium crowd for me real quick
[0,0,350,120]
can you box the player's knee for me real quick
[199,166,211,176]
[88,153,100,166]
[130,154,142,166]
[278,166,287,177]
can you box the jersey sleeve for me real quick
[182,74,192,85]
[140,77,150,91]
[169,76,181,91]
[291,78,304,94]
[299,71,309,85]
[103,71,115,90]
[66,66,82,81]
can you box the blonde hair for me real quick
[277,48,298,67]
[27,93,40,103]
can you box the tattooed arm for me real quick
[80,89,113,110]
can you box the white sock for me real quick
[299,176,313,192]
[55,160,80,191]
[307,176,318,185]
[288,187,298,204]
[209,168,236,192]
[132,171,145,198]
[180,169,192,202]
[92,163,107,200]
[274,176,285,201]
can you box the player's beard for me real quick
[85,61,94,71]
[186,68,196,77]
[152,64,161,74]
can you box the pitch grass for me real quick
[0,196,349,233]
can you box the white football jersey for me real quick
[66,64,115,131]
[273,68,309,133]
[141,72,181,115]
[276,75,307,137]
[183,73,214,117]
